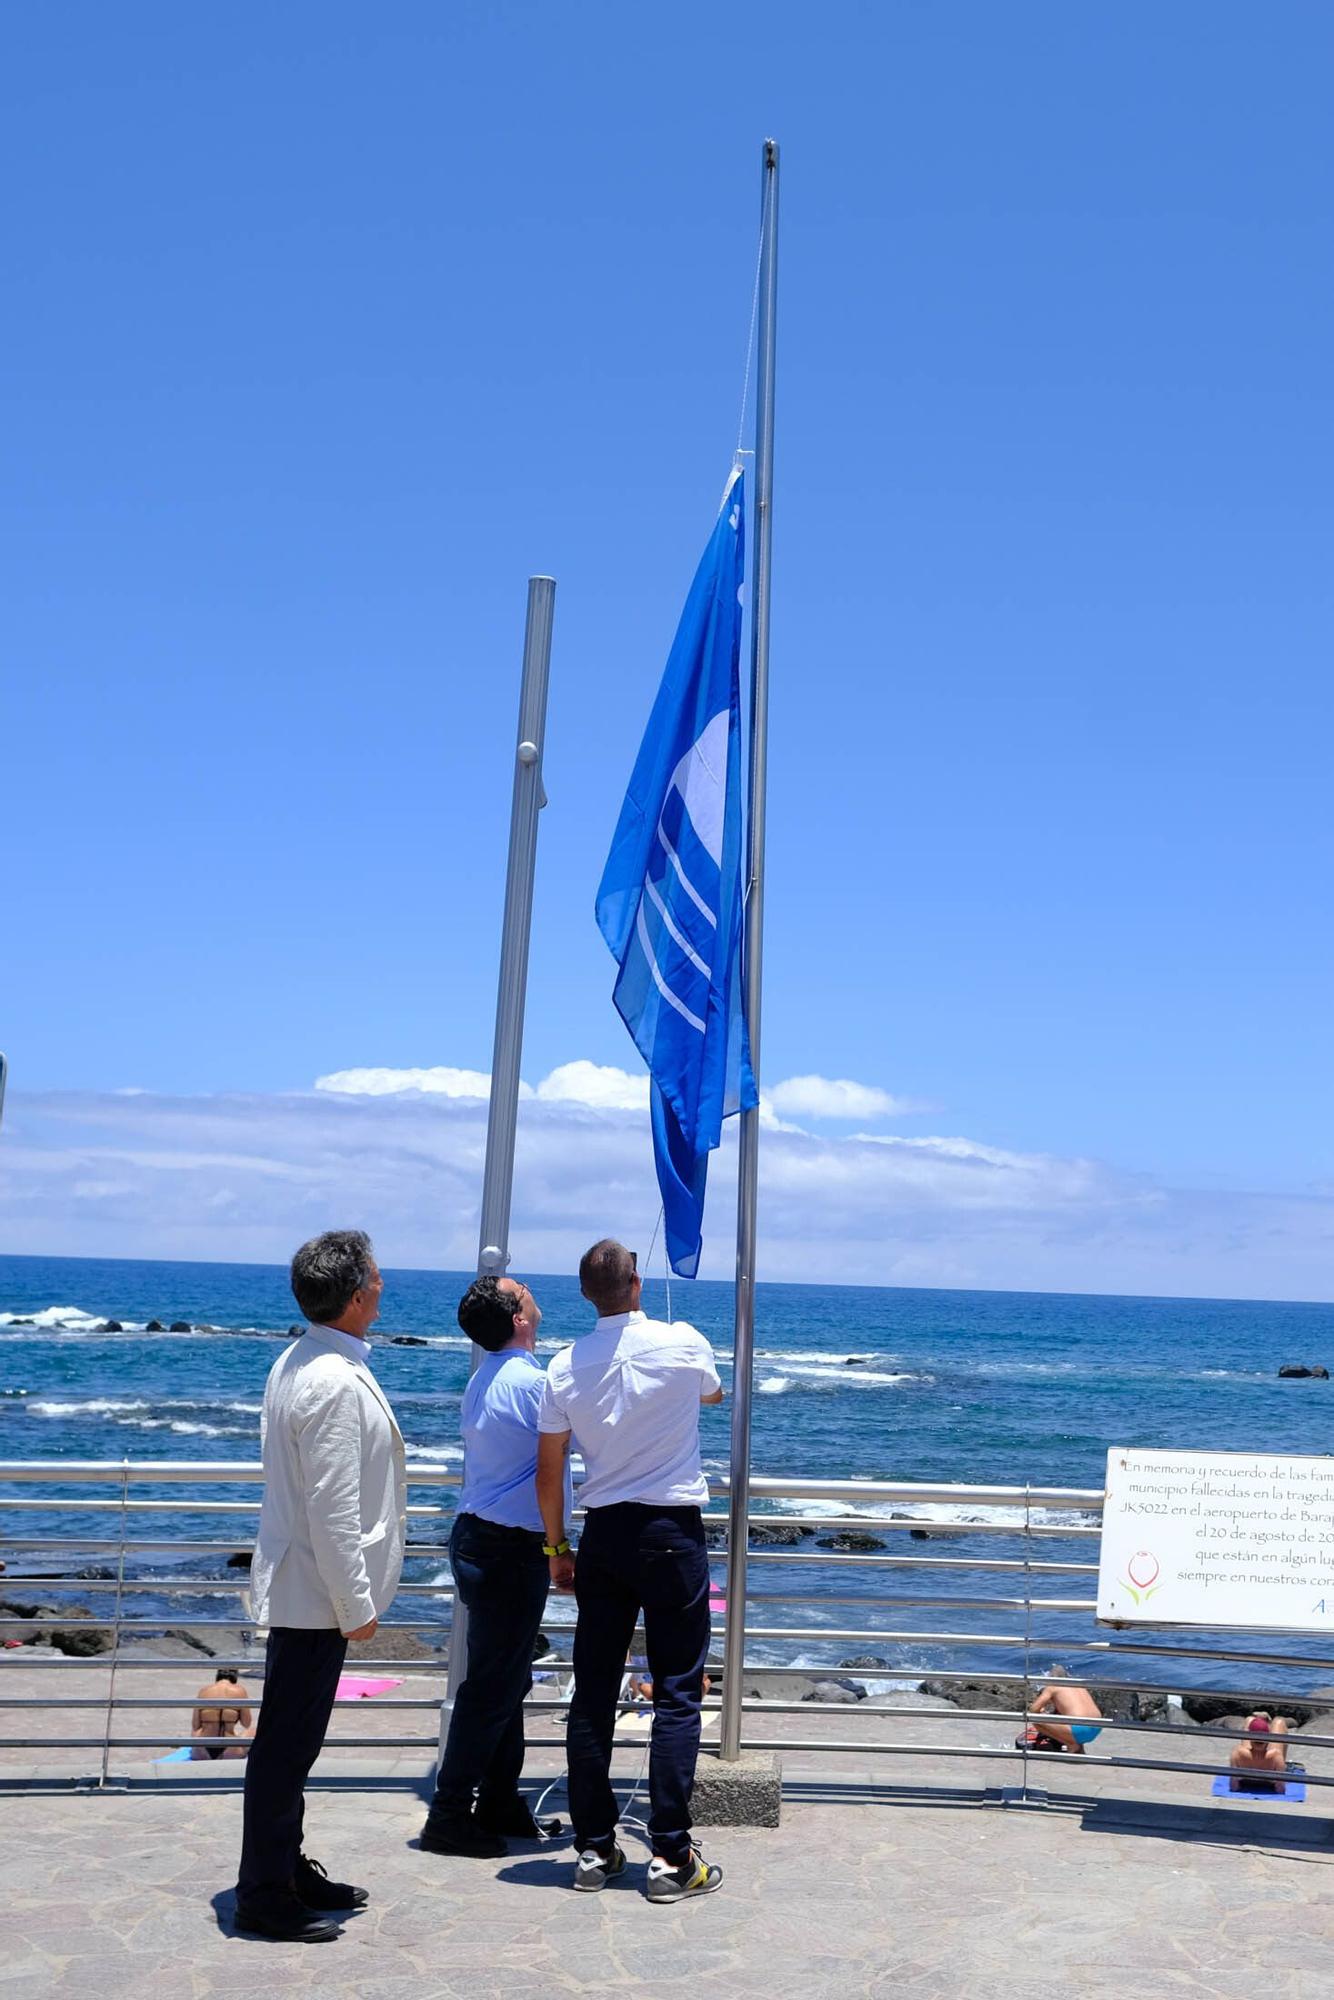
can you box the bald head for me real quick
[579,1238,639,1316]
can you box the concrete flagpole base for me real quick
[691,1749,782,1827]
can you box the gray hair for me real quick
[290,1229,376,1325]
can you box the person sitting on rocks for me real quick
[1018,1667,1103,1753]
[1229,1712,1289,1792]
[191,1668,254,1759]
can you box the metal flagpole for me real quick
[442,576,556,1723]
[721,139,779,1762]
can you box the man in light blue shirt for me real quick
[420,1274,573,1858]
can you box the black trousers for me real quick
[237,1626,347,1908]
[428,1511,551,1820]
[566,1502,710,1867]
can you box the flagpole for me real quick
[442,575,555,1727]
[721,139,779,1763]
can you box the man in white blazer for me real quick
[234,1229,406,1943]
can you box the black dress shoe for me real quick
[419,1814,507,1858]
[234,1895,339,1942]
[294,1853,369,1910]
[475,1799,564,1839]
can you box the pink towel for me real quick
[335,1673,403,1700]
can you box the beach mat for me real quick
[1208,1776,1304,1808]
[335,1674,403,1700]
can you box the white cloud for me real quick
[315,1065,509,1101]
[534,1061,649,1111]
[1,1074,1331,1302]
[766,1075,921,1121]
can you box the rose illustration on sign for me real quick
[1121,1550,1162,1607]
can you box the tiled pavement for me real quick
[5,1662,1334,1998]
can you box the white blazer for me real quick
[249,1328,407,1633]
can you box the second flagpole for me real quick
[720,138,779,1764]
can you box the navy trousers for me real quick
[237,1626,347,1908]
[429,1511,551,1820]
[566,1502,710,1866]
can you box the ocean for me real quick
[4,1252,1334,1695]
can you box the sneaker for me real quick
[234,1894,340,1942]
[419,1814,508,1858]
[572,1842,627,1892]
[645,1850,722,1903]
[294,1854,368,1911]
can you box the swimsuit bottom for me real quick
[1070,1723,1102,1745]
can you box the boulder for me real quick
[840,1654,891,1670]
[225,1552,253,1571]
[815,1531,887,1553]
[73,1566,116,1581]
[169,1321,192,1332]
[10,1317,34,1326]
[391,1335,429,1347]
[98,1320,124,1333]
[145,1320,165,1332]
[748,1524,811,1547]
[1277,1364,1328,1379]
[1181,1692,1320,1727]
[288,1324,303,1337]
[802,1678,867,1704]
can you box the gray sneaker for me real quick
[573,1842,627,1892]
[645,1850,722,1903]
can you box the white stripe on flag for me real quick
[635,903,707,1034]
[655,824,718,929]
[644,876,711,978]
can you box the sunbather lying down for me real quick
[1015,1666,1104,1753]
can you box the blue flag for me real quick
[597,467,758,1277]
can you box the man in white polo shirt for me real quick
[536,1238,724,1904]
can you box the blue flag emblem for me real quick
[597,468,758,1277]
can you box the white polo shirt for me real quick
[537,1310,721,1510]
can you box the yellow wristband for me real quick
[542,1539,571,1558]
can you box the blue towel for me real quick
[153,1746,194,1763]
[1211,1769,1306,1802]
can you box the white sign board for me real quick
[1098,1447,1334,1633]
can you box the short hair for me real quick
[215,1668,241,1686]
[290,1229,376,1325]
[579,1238,637,1315]
[458,1275,523,1353]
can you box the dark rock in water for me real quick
[73,1566,116,1581]
[1277,1364,1329,1378]
[802,1678,867,1704]
[840,1654,890,1670]
[288,1324,303,1337]
[748,1524,811,1547]
[145,1319,165,1332]
[391,1335,429,1347]
[532,1629,552,1661]
[815,1530,887,1553]
[169,1321,192,1333]
[843,1355,870,1366]
[10,1317,34,1326]
[98,1320,124,1333]
[226,1551,253,1570]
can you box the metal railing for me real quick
[4,1459,1334,1803]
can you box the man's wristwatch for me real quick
[542,1538,571,1558]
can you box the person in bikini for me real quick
[1019,1667,1104,1753]
[191,1668,254,1759]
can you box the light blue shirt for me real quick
[308,1323,373,1368]
[459,1346,571,1534]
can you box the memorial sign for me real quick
[1098,1447,1334,1632]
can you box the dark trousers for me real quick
[237,1626,347,1908]
[429,1511,551,1821]
[566,1502,710,1867]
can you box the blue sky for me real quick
[5,5,1333,1293]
